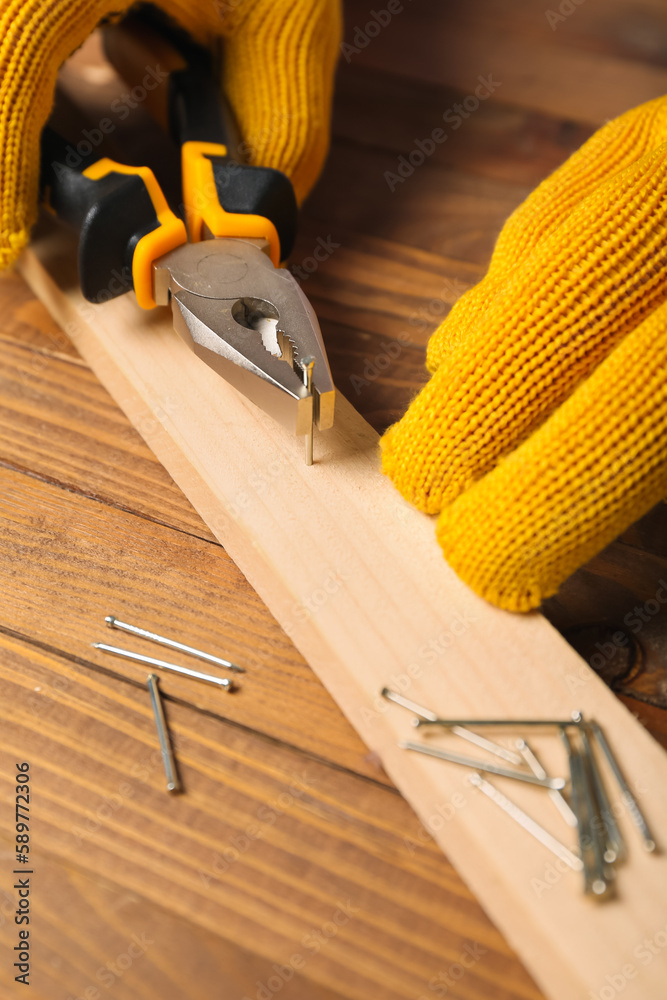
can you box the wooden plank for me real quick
[0,632,541,1000]
[2,334,665,744]
[17,220,667,1000]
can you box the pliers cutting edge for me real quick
[40,13,335,464]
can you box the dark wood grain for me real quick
[0,633,542,1000]
[340,0,667,124]
[0,841,356,1000]
[2,1,667,996]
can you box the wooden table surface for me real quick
[2,1,667,997]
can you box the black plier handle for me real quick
[41,129,187,308]
[41,13,297,309]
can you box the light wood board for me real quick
[18,221,667,1000]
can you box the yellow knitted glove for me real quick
[0,0,340,270]
[381,95,667,612]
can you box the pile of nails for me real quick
[93,616,245,794]
[382,688,658,900]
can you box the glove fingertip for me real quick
[436,503,554,613]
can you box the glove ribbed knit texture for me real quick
[381,97,667,611]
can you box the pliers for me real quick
[40,12,335,464]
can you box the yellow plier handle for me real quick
[41,10,298,307]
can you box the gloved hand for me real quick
[0,0,340,270]
[381,96,667,612]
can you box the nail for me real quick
[93,643,233,690]
[381,689,523,765]
[105,616,244,673]
[516,739,578,828]
[469,772,583,872]
[147,674,180,793]
[300,356,315,467]
[579,723,626,863]
[575,737,614,897]
[399,741,565,789]
[381,688,437,721]
[589,720,657,853]
[560,728,612,898]
[415,717,581,729]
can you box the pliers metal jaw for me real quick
[153,238,335,441]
